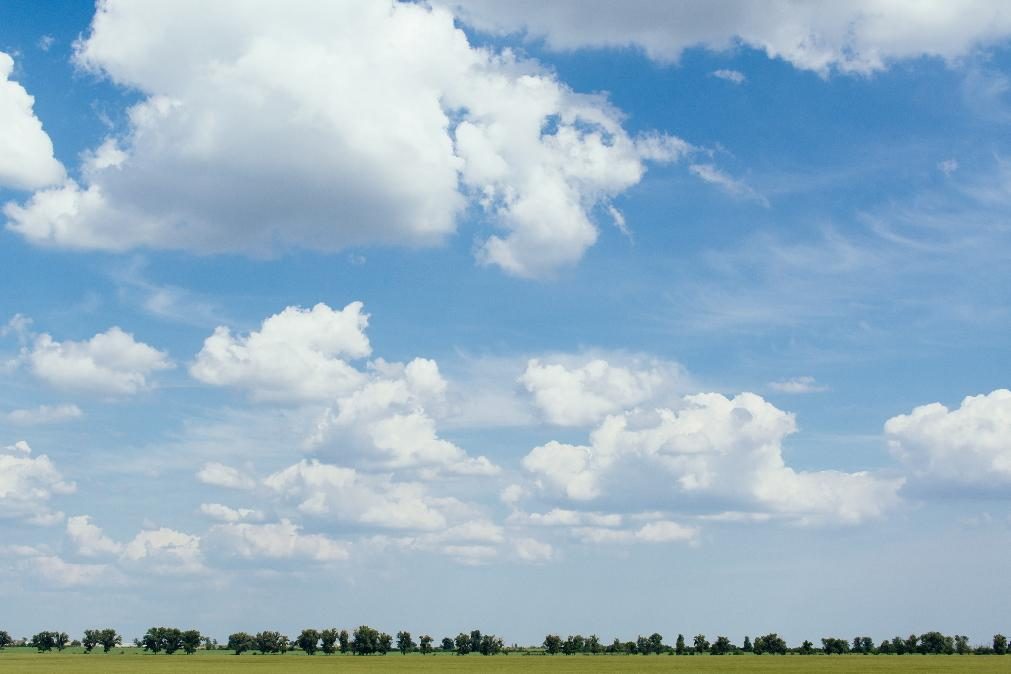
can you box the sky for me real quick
[1,0,1011,646]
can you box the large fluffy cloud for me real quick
[522,392,903,524]
[520,355,685,426]
[0,52,64,190]
[191,302,370,401]
[211,519,349,563]
[885,388,1011,488]
[0,441,75,525]
[4,0,686,276]
[448,1,1011,75]
[26,327,172,395]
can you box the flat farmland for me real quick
[2,651,1009,673]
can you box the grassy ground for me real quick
[2,650,1010,673]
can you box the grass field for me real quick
[2,650,1010,673]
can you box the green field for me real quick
[2,650,1010,673]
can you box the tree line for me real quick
[2,626,1008,656]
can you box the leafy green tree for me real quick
[587,634,602,654]
[799,640,814,654]
[994,634,1008,655]
[0,631,12,650]
[878,639,894,654]
[297,629,320,655]
[99,629,121,653]
[352,626,378,655]
[636,635,649,655]
[954,635,970,655]
[419,635,433,654]
[469,630,482,654]
[742,635,752,652]
[904,634,918,654]
[396,631,415,655]
[31,631,56,652]
[543,634,561,655]
[377,632,391,655]
[53,632,69,651]
[279,635,291,654]
[822,637,849,655]
[919,632,952,655]
[480,634,503,655]
[181,630,201,655]
[338,629,349,654]
[254,631,284,654]
[455,632,472,655]
[82,629,100,653]
[320,628,338,655]
[675,634,685,655]
[693,634,709,654]
[753,634,787,655]
[227,632,253,655]
[710,636,732,655]
[441,637,454,651]
[647,633,664,655]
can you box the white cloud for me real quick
[191,302,370,401]
[121,527,204,574]
[522,392,903,524]
[508,508,622,528]
[26,327,172,395]
[33,554,110,588]
[199,503,264,523]
[574,520,699,545]
[513,537,554,562]
[0,52,64,190]
[4,1,685,277]
[520,355,685,426]
[938,158,959,175]
[448,1,1011,75]
[0,441,75,524]
[66,515,124,557]
[264,459,453,531]
[886,389,1011,488]
[5,404,83,425]
[212,519,349,562]
[689,163,768,205]
[768,376,828,394]
[712,68,746,84]
[196,462,256,491]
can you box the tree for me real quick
[320,628,338,655]
[904,634,918,654]
[455,632,472,655]
[799,640,814,655]
[396,631,415,655]
[227,632,253,655]
[0,631,12,650]
[954,635,970,655]
[742,635,752,652]
[469,630,482,654]
[181,630,202,655]
[919,631,952,655]
[338,629,349,654]
[693,634,709,654]
[441,637,454,652]
[675,634,685,655]
[31,631,56,652]
[377,632,391,655]
[994,634,1008,655]
[822,637,849,655]
[254,631,284,654]
[647,633,664,655]
[753,634,787,655]
[710,636,732,655]
[352,626,379,655]
[54,632,69,651]
[297,629,320,656]
[82,630,100,653]
[419,635,433,655]
[543,634,562,655]
[480,634,503,655]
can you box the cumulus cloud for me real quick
[212,519,349,563]
[513,537,554,562]
[448,1,1011,75]
[768,376,828,394]
[885,389,1011,488]
[191,302,370,401]
[522,392,903,524]
[520,355,685,426]
[575,520,699,545]
[199,503,264,523]
[264,459,456,531]
[4,0,687,277]
[0,441,75,524]
[26,327,172,394]
[196,463,256,491]
[0,52,64,190]
[5,404,83,425]
[66,515,124,557]
[121,527,204,574]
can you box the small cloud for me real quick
[938,158,959,175]
[348,253,366,266]
[712,69,746,84]
[689,163,768,206]
[6,404,83,426]
[768,376,828,394]
[606,204,632,240]
[37,35,55,52]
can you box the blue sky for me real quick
[2,0,1011,645]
